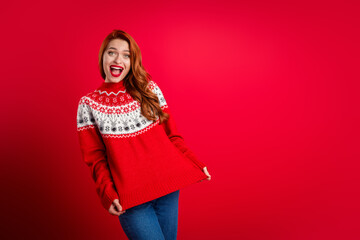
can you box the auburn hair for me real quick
[98,29,169,124]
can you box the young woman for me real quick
[76,29,211,240]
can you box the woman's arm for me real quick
[161,106,207,170]
[76,97,119,211]
[150,81,207,170]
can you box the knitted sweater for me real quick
[76,79,208,211]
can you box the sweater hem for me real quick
[117,169,208,211]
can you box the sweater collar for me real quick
[97,80,126,95]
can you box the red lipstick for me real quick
[110,65,124,77]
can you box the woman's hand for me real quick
[200,166,211,182]
[109,199,126,216]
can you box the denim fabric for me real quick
[119,190,180,240]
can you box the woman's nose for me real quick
[114,55,122,63]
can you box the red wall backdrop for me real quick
[1,0,359,239]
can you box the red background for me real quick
[1,0,359,239]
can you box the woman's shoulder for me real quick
[76,88,103,109]
[147,79,166,95]
[146,79,158,90]
[146,79,167,107]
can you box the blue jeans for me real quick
[119,190,180,240]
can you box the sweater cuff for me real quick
[191,158,207,170]
[100,188,119,211]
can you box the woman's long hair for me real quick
[98,29,169,124]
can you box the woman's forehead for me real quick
[107,39,129,49]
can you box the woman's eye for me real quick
[108,51,114,55]
[124,55,130,58]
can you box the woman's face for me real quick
[103,38,131,83]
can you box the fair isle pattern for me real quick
[95,89,127,96]
[77,80,167,137]
[79,97,141,114]
[101,105,168,139]
[88,90,134,107]
[103,117,159,138]
[77,125,96,131]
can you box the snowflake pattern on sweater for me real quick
[77,80,166,137]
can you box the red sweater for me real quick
[76,79,208,211]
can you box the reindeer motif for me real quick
[108,113,118,133]
[84,104,94,123]
[119,113,130,132]
[98,112,107,132]
[78,104,94,124]
[128,109,141,128]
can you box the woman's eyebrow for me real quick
[108,47,130,52]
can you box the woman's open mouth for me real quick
[110,65,124,77]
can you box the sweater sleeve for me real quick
[150,81,207,170]
[76,97,119,211]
